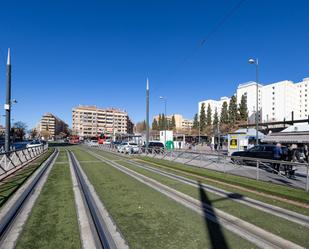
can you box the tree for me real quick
[152,119,158,130]
[12,121,27,140]
[161,113,166,130]
[206,104,212,126]
[220,101,229,124]
[213,108,219,132]
[238,94,248,121]
[192,113,199,130]
[158,114,162,130]
[199,103,206,132]
[134,121,146,133]
[30,128,38,139]
[171,115,176,130]
[228,95,238,125]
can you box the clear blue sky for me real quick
[0,0,308,129]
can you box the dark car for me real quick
[231,144,287,162]
[142,141,165,153]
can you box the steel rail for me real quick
[0,148,58,241]
[86,149,305,249]
[68,150,117,249]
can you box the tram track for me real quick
[85,148,305,249]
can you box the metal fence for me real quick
[0,144,49,181]
[88,143,309,192]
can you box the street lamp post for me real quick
[249,58,259,145]
[159,96,167,147]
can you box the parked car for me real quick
[231,144,288,162]
[142,141,165,153]
[26,140,43,148]
[118,142,139,154]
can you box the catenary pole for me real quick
[5,49,11,152]
[146,78,149,152]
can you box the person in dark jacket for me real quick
[273,143,282,173]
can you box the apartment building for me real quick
[39,113,68,139]
[72,105,133,137]
[295,77,309,120]
[236,81,263,123]
[198,97,230,120]
[153,114,193,131]
[199,77,309,124]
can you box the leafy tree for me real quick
[192,113,199,130]
[171,115,176,130]
[30,128,38,139]
[161,113,166,130]
[228,95,238,125]
[199,103,206,132]
[158,114,162,130]
[220,101,229,124]
[206,104,212,126]
[152,119,158,130]
[238,94,248,121]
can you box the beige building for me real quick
[39,113,68,140]
[153,114,193,131]
[72,105,133,137]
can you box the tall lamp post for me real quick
[248,58,259,145]
[159,96,167,146]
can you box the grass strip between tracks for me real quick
[117,160,309,248]
[73,148,256,249]
[88,147,309,216]
[15,150,81,249]
[0,148,54,208]
[139,156,309,205]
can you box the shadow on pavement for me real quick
[198,181,229,249]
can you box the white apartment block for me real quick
[295,77,309,120]
[198,97,230,120]
[199,77,309,124]
[261,80,299,122]
[72,105,133,137]
[236,81,263,123]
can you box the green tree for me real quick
[220,101,229,124]
[161,113,166,130]
[238,94,248,121]
[213,108,219,131]
[158,114,162,130]
[228,95,238,125]
[152,119,158,130]
[192,113,199,130]
[199,103,206,132]
[142,120,147,131]
[171,115,176,130]
[206,104,212,126]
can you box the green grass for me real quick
[86,148,309,215]
[73,148,256,249]
[139,156,309,204]
[0,148,54,208]
[15,150,81,249]
[117,160,309,248]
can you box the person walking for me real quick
[273,143,282,174]
[304,144,309,163]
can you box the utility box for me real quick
[160,130,173,146]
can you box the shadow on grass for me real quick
[48,142,76,147]
[198,181,229,249]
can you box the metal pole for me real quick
[164,99,167,146]
[5,49,11,152]
[306,164,309,192]
[256,161,259,180]
[255,59,259,145]
[146,79,150,152]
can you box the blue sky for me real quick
[0,0,308,129]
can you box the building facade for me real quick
[199,77,309,124]
[39,113,68,139]
[198,97,230,120]
[72,105,133,137]
[153,114,193,131]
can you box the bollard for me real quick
[256,161,259,180]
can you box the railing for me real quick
[0,144,49,181]
[86,142,309,192]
